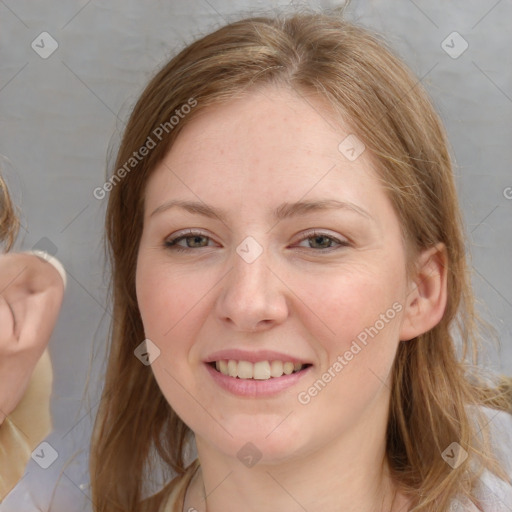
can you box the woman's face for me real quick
[136,85,412,464]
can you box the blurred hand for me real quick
[0,252,64,424]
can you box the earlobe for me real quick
[399,243,448,342]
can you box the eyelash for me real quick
[164,229,350,253]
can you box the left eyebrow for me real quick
[150,198,374,223]
[273,199,374,222]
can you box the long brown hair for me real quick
[91,10,511,511]
[0,172,19,251]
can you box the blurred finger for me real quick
[0,293,15,349]
[16,288,63,358]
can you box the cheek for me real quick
[295,263,405,344]
[327,272,404,375]
[294,271,404,433]
[296,263,406,413]
[136,259,206,415]
[136,258,208,341]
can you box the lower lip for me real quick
[204,363,311,397]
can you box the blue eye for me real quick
[164,229,349,253]
[164,230,213,252]
[295,230,349,251]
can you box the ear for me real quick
[399,243,448,342]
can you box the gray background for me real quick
[0,1,511,510]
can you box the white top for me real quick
[452,406,512,511]
[24,250,67,289]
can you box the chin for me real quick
[205,418,307,466]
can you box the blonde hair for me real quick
[91,11,512,511]
[0,173,18,251]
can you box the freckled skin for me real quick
[136,86,415,511]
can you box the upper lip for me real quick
[205,349,311,365]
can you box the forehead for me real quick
[144,85,386,217]
[170,86,352,164]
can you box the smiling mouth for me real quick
[208,360,312,380]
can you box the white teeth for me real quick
[270,360,283,378]
[215,359,306,380]
[227,359,238,377]
[219,360,228,375]
[283,362,294,375]
[253,361,271,380]
[238,360,253,379]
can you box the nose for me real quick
[215,244,289,332]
